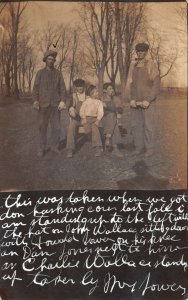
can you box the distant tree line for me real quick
[0,2,182,99]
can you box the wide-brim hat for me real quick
[43,50,57,62]
[135,43,149,52]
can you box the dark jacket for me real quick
[32,67,67,107]
[102,94,123,115]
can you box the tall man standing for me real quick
[127,43,160,157]
[33,50,67,157]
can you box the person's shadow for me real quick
[117,160,169,190]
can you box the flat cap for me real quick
[135,43,149,52]
[43,50,57,62]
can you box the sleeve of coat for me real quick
[79,101,86,119]
[146,75,160,103]
[129,65,137,100]
[114,96,123,113]
[32,70,41,103]
[66,94,73,111]
[146,61,160,102]
[125,63,135,102]
[97,101,104,121]
[59,72,67,102]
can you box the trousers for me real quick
[38,106,60,151]
[102,112,122,145]
[130,101,156,151]
[66,117,102,149]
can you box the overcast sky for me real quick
[24,1,187,87]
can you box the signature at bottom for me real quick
[103,271,186,296]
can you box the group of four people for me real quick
[32,42,160,159]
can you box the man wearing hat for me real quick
[32,50,67,157]
[126,42,160,157]
[66,78,87,158]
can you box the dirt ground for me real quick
[0,90,187,191]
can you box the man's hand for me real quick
[69,107,76,118]
[130,100,137,108]
[141,100,150,109]
[136,101,143,107]
[94,120,100,127]
[58,101,66,111]
[33,101,40,110]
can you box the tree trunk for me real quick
[28,80,31,94]
[120,73,127,101]
[13,42,19,98]
[111,77,116,93]
[18,67,22,93]
[0,78,3,95]
[115,3,126,101]
[5,74,11,96]
[12,15,19,98]
[98,65,105,98]
[69,65,73,94]
[22,65,25,94]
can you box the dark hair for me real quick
[73,79,85,87]
[135,43,149,52]
[86,85,96,97]
[103,82,113,90]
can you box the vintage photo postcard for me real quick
[0,1,187,191]
[0,2,187,300]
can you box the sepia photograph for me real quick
[0,1,187,191]
[0,3,188,300]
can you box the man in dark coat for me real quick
[32,50,67,157]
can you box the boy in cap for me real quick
[33,50,67,157]
[66,79,87,158]
[126,42,160,157]
[102,82,124,158]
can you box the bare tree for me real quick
[0,3,7,16]
[38,22,72,73]
[67,29,79,93]
[1,38,13,96]
[146,28,178,79]
[17,31,31,93]
[0,17,13,96]
[176,6,187,30]
[78,2,111,96]
[25,49,36,94]
[69,47,95,84]
[175,5,187,57]
[115,2,146,100]
[56,24,72,72]
[38,21,59,52]
[105,9,119,91]
[7,2,28,98]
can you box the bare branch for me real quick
[0,3,7,16]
